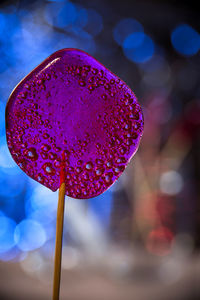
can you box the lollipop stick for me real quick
[52,169,66,300]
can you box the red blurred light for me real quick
[146,226,174,256]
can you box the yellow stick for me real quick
[52,181,66,300]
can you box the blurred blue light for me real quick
[123,32,145,49]
[30,186,57,212]
[0,12,6,36]
[25,185,57,226]
[171,24,200,56]
[69,28,96,54]
[14,219,46,252]
[123,33,155,63]
[44,1,77,29]
[0,169,25,197]
[44,2,63,27]
[0,55,8,73]
[113,18,143,46]
[75,7,88,28]
[56,2,77,28]
[0,213,16,254]
[0,137,21,173]
[88,190,113,226]
[24,185,57,243]
[0,247,21,262]
[0,101,5,136]
[83,9,103,37]
[42,32,80,56]
[0,167,26,221]
[0,9,20,41]
[0,142,15,168]
[11,21,53,72]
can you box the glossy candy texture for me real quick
[6,49,143,199]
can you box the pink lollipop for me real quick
[6,49,143,299]
[6,49,143,199]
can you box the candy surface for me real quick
[6,49,143,199]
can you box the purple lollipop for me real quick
[6,48,143,199]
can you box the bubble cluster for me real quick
[6,49,143,199]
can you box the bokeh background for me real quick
[0,0,200,299]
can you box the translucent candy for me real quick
[6,49,144,199]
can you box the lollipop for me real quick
[6,49,143,299]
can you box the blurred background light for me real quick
[66,198,107,256]
[0,54,8,73]
[160,171,183,196]
[123,33,155,63]
[0,168,25,199]
[0,212,16,254]
[88,190,113,227]
[82,8,103,37]
[56,2,77,29]
[123,32,145,49]
[147,226,174,256]
[171,24,200,56]
[159,255,182,283]
[0,12,6,35]
[45,2,103,35]
[25,185,57,243]
[0,101,6,136]
[20,251,44,275]
[74,6,88,28]
[14,219,46,252]
[44,1,77,28]
[62,246,80,270]
[68,28,96,54]
[0,142,17,169]
[55,2,77,29]
[26,185,57,222]
[113,18,143,46]
[0,6,20,39]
